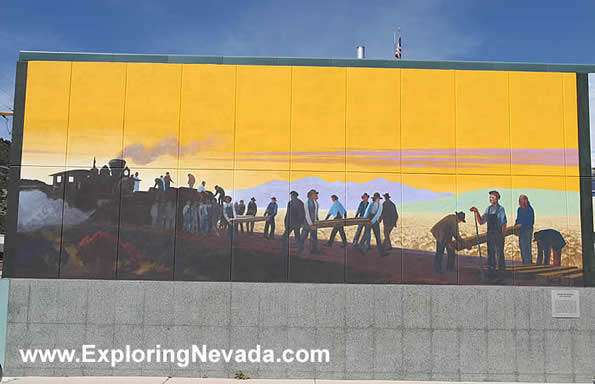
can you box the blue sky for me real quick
[0,0,594,146]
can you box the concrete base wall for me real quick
[2,279,594,382]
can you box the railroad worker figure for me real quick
[534,229,566,266]
[164,200,176,231]
[515,194,535,264]
[222,195,237,243]
[430,211,466,273]
[150,202,159,228]
[246,197,257,234]
[471,190,507,275]
[264,197,278,239]
[209,197,221,235]
[381,193,398,251]
[199,201,210,235]
[164,172,174,191]
[133,172,141,192]
[282,191,305,254]
[214,185,225,206]
[302,189,321,254]
[187,173,196,189]
[325,195,348,248]
[352,193,370,247]
[235,200,246,233]
[190,201,199,234]
[359,192,387,256]
[154,177,164,191]
[182,200,193,232]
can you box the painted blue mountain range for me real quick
[232,177,453,210]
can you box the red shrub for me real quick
[77,232,142,273]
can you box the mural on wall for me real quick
[9,61,585,286]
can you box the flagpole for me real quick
[398,27,401,60]
[393,27,402,60]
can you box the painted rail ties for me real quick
[473,264,583,284]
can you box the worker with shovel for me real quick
[470,190,507,276]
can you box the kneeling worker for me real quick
[430,211,466,273]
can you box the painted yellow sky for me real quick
[19,61,580,193]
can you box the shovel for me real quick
[473,211,485,280]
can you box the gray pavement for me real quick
[1,378,590,384]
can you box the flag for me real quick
[395,36,402,59]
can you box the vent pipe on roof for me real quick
[356,46,365,59]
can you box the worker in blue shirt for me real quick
[514,195,535,264]
[325,195,348,248]
[358,192,387,256]
[352,193,370,247]
[264,197,278,239]
[534,229,566,266]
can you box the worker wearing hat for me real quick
[302,189,321,254]
[264,197,278,239]
[380,192,399,251]
[222,195,237,243]
[471,190,507,275]
[235,199,246,232]
[352,193,370,247]
[282,191,305,253]
[430,211,466,273]
[358,192,387,256]
[246,197,257,234]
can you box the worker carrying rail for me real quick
[430,211,467,274]
[434,191,522,277]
